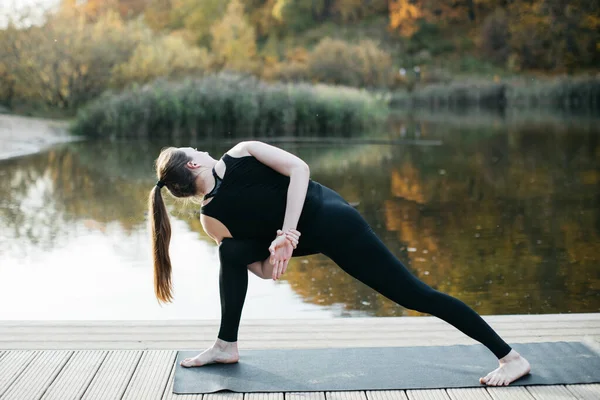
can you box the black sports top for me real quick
[200,154,323,240]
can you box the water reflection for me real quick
[1,118,599,319]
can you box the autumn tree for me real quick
[210,0,257,72]
[0,7,141,109]
[242,0,282,38]
[111,35,213,86]
[307,38,393,88]
[59,0,149,20]
[272,0,334,31]
[389,0,474,37]
[504,0,599,71]
[169,0,229,46]
[332,0,387,23]
[143,0,174,31]
[479,8,510,65]
[388,0,423,37]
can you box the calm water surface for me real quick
[1,114,599,319]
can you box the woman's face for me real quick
[179,147,214,168]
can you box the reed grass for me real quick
[72,74,388,139]
[390,76,600,112]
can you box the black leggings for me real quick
[217,186,512,359]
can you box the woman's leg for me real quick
[218,238,270,342]
[181,238,269,367]
[321,223,512,358]
[217,237,319,342]
[182,237,318,367]
[309,194,529,385]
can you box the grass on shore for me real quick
[389,76,600,112]
[72,74,388,139]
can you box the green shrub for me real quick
[72,73,388,139]
[307,38,393,88]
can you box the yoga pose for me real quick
[148,141,531,386]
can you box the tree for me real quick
[333,0,387,23]
[389,0,423,37]
[111,35,213,86]
[170,0,229,46]
[210,0,257,72]
[389,0,472,37]
[307,38,393,88]
[479,8,510,65]
[272,0,332,31]
[0,6,143,109]
[144,0,175,31]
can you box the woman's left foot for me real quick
[480,350,531,386]
[180,340,239,368]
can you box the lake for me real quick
[1,112,599,320]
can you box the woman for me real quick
[148,140,531,387]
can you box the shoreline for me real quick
[0,114,82,161]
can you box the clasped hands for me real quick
[268,228,301,280]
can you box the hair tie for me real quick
[156,180,165,188]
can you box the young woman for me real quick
[148,140,531,387]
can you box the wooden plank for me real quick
[41,350,107,400]
[3,334,600,350]
[447,388,492,400]
[406,390,451,400]
[1,319,598,334]
[4,328,599,343]
[82,350,142,400]
[2,319,598,334]
[285,392,326,400]
[485,387,535,400]
[203,393,243,399]
[2,350,72,400]
[122,350,174,400]
[1,314,597,328]
[366,390,409,400]
[526,385,578,400]
[246,393,284,400]
[161,363,203,400]
[1,314,599,351]
[326,391,367,400]
[565,384,600,400]
[0,350,37,396]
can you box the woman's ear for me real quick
[186,160,200,169]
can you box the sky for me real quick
[0,0,60,28]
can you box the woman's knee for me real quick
[248,259,272,280]
[395,285,440,313]
[218,239,238,265]
[219,238,269,267]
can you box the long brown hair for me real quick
[149,147,198,303]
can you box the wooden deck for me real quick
[1,313,599,400]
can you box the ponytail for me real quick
[149,186,173,303]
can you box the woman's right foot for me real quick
[479,350,531,386]
[181,339,239,368]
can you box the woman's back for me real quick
[200,154,323,240]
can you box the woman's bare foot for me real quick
[180,339,239,368]
[480,350,531,386]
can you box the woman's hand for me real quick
[268,235,294,280]
[277,229,301,249]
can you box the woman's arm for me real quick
[235,141,310,233]
[230,141,309,279]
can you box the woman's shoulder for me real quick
[224,141,253,159]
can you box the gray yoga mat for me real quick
[173,341,600,394]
